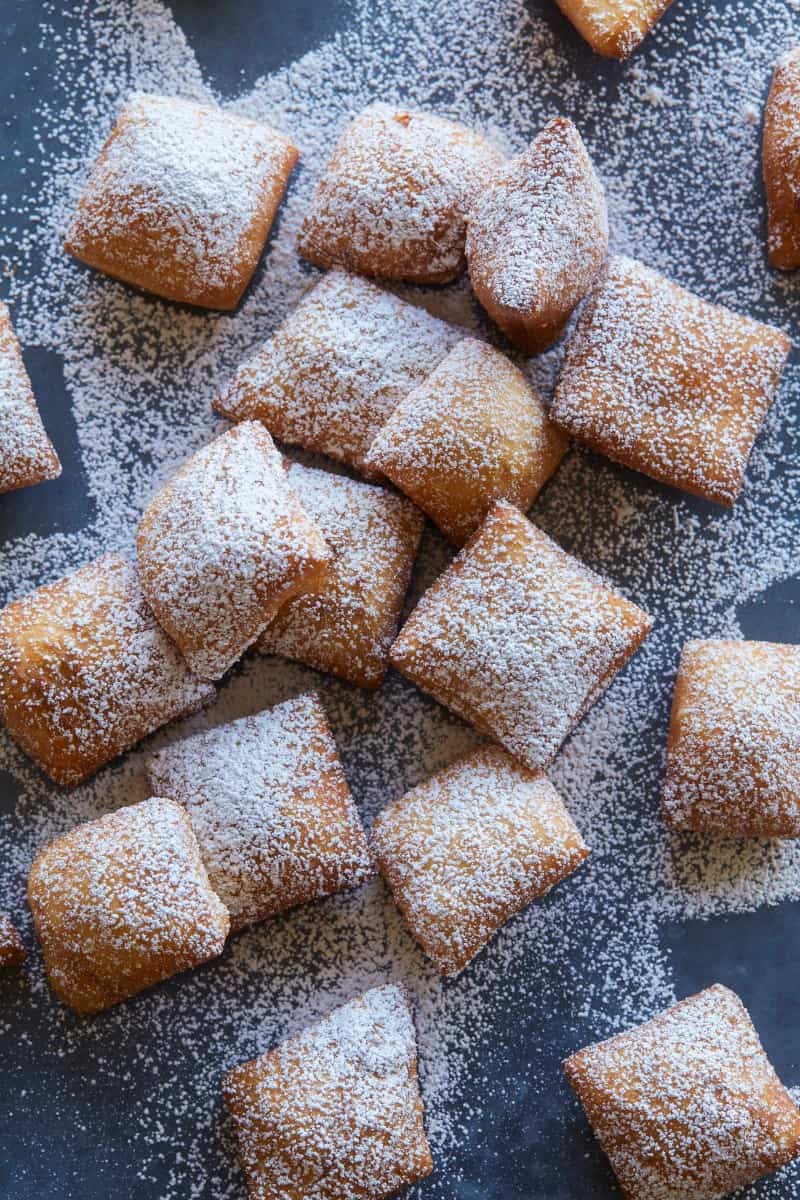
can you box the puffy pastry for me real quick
[763,48,800,270]
[552,0,675,58]
[372,744,588,975]
[297,103,505,284]
[28,796,230,1015]
[0,913,26,968]
[365,337,568,545]
[0,301,61,494]
[65,92,299,309]
[257,464,424,688]
[0,553,214,787]
[224,983,432,1200]
[565,984,800,1200]
[214,270,461,477]
[662,638,800,838]
[466,118,608,353]
[147,692,373,931]
[136,422,331,681]
[551,255,791,505]
[390,500,652,772]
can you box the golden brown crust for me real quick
[551,255,791,505]
[0,553,214,787]
[466,118,608,354]
[366,338,568,545]
[297,103,505,284]
[390,500,652,772]
[65,93,298,309]
[0,302,61,494]
[553,0,675,58]
[565,985,800,1200]
[763,48,800,271]
[257,464,424,689]
[0,913,26,968]
[28,797,230,1015]
[136,423,331,681]
[372,744,588,975]
[224,984,432,1200]
[662,639,800,837]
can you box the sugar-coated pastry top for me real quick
[257,464,424,689]
[663,639,800,838]
[224,983,432,1200]
[564,984,800,1200]
[65,92,298,309]
[366,337,568,544]
[137,422,331,681]
[298,103,506,284]
[763,47,800,270]
[390,501,652,772]
[0,301,61,494]
[0,913,26,968]
[147,693,373,930]
[372,744,589,975]
[466,118,608,353]
[553,0,675,58]
[0,553,214,787]
[28,796,230,1015]
[551,255,791,505]
[215,270,462,477]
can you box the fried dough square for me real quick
[297,103,505,284]
[147,692,373,931]
[551,255,791,505]
[257,465,424,689]
[28,796,230,1015]
[763,48,800,271]
[0,302,61,494]
[372,744,588,975]
[564,984,800,1200]
[214,270,461,477]
[390,500,652,772]
[553,0,675,58]
[224,984,433,1200]
[466,118,608,353]
[0,553,214,787]
[136,422,331,681]
[365,338,567,545]
[0,913,26,968]
[65,92,298,309]
[662,638,800,838]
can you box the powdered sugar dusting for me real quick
[1,0,800,1196]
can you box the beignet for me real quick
[297,103,505,284]
[466,118,608,354]
[0,913,26,968]
[214,270,461,477]
[553,0,675,58]
[224,983,432,1200]
[257,464,424,689]
[0,553,214,787]
[28,796,230,1015]
[551,255,791,505]
[365,338,567,545]
[136,422,331,681]
[564,984,800,1200]
[663,638,800,838]
[147,692,372,931]
[0,302,61,494]
[763,48,800,270]
[372,744,588,975]
[390,500,652,772]
[65,92,298,309]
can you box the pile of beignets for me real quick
[3,18,800,1199]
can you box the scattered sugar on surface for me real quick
[0,0,799,1196]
